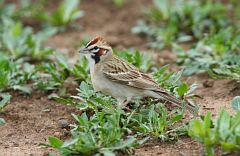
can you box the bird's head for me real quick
[79,37,113,64]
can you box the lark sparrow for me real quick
[79,37,196,112]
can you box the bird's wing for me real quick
[102,57,167,93]
[103,57,197,113]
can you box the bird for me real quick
[79,37,196,112]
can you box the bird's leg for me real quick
[117,98,125,108]
[117,98,131,111]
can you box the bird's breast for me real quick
[91,74,113,95]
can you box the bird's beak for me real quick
[78,47,89,54]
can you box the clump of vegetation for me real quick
[35,54,89,93]
[3,0,83,31]
[0,1,85,115]
[189,110,240,155]
[0,18,56,59]
[174,27,240,80]
[32,0,83,30]
[130,103,187,140]
[132,0,235,49]
[48,110,138,156]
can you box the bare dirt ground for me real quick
[0,0,239,155]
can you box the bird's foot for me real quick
[123,106,131,112]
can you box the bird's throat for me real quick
[91,54,100,64]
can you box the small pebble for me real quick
[58,119,69,129]
[203,79,214,88]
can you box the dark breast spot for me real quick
[91,48,106,64]
[91,54,100,64]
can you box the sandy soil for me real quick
[0,0,239,155]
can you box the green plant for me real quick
[232,96,240,111]
[32,0,83,30]
[174,27,240,79]
[189,110,240,155]
[53,81,115,110]
[132,0,235,49]
[48,109,138,156]
[0,17,56,59]
[0,118,5,125]
[130,103,187,141]
[0,55,35,94]
[35,53,89,93]
[69,55,90,82]
[0,15,88,95]
[208,57,240,81]
[3,0,83,31]
[0,93,11,110]
[153,65,197,99]
[0,0,15,18]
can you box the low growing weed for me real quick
[132,0,236,49]
[153,65,197,100]
[35,53,89,93]
[130,103,187,141]
[174,27,240,80]
[0,55,35,94]
[20,0,83,31]
[189,110,240,155]
[48,110,138,156]
[0,17,56,60]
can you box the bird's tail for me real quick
[156,91,198,114]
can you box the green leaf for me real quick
[48,136,63,148]
[188,119,204,142]
[61,138,78,148]
[177,83,188,97]
[203,112,212,137]
[63,0,80,21]
[103,137,136,150]
[232,96,240,111]
[79,82,94,97]
[12,85,32,94]
[221,142,237,151]
[0,93,11,109]
[0,118,6,125]
[170,114,183,125]
[56,53,69,69]
[216,110,231,141]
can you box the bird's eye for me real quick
[93,46,98,50]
